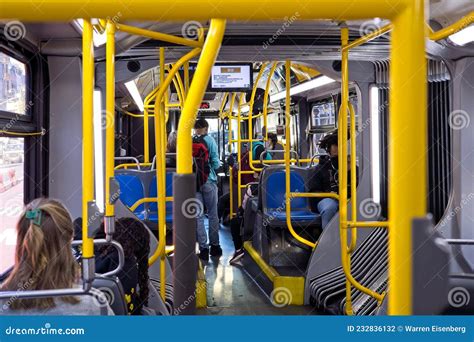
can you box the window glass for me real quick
[0,137,24,273]
[0,52,27,115]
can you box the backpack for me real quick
[192,135,211,191]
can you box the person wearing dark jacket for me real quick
[308,131,357,228]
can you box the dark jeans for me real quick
[230,216,243,250]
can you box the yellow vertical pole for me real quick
[348,103,357,253]
[263,62,278,142]
[339,26,353,315]
[247,62,268,172]
[237,94,244,207]
[81,19,95,259]
[105,20,116,221]
[228,93,236,218]
[284,60,315,248]
[184,61,190,98]
[389,2,427,315]
[144,102,150,163]
[158,47,167,301]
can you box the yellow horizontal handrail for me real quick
[343,24,392,51]
[289,192,339,200]
[429,11,474,41]
[343,221,390,228]
[114,162,152,170]
[130,196,174,212]
[115,22,203,48]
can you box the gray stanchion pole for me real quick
[172,173,198,315]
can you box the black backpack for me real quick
[192,135,211,191]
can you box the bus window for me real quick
[0,137,24,273]
[0,52,27,115]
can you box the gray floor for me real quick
[196,224,317,315]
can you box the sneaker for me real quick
[210,245,223,257]
[199,248,209,260]
[229,248,245,265]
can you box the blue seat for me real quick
[115,174,147,220]
[149,172,174,224]
[263,169,320,225]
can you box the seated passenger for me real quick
[95,217,151,315]
[266,132,284,160]
[166,131,177,168]
[308,131,357,228]
[0,198,113,315]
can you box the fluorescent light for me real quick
[125,80,144,112]
[449,25,474,46]
[93,90,105,213]
[240,75,335,113]
[270,76,335,102]
[370,86,381,204]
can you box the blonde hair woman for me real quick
[0,198,113,315]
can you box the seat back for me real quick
[92,276,128,315]
[149,170,174,216]
[115,173,145,213]
[260,166,311,214]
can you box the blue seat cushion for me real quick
[148,212,173,224]
[270,210,319,222]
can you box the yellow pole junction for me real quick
[115,23,203,48]
[81,19,95,259]
[428,11,474,41]
[105,20,116,219]
[177,19,226,175]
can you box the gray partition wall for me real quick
[47,56,84,219]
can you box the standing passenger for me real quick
[193,119,222,260]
